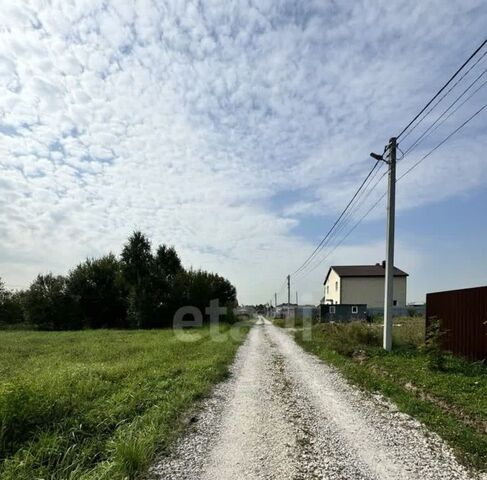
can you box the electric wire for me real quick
[293,164,388,282]
[399,48,487,143]
[297,102,487,278]
[396,39,487,141]
[398,102,487,181]
[272,40,487,296]
[401,71,487,159]
[291,160,381,276]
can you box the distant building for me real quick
[323,262,408,309]
[319,303,367,322]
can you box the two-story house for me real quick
[323,262,408,308]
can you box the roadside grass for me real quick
[0,324,249,479]
[292,317,487,472]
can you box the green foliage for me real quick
[294,318,487,471]
[0,326,248,479]
[120,232,155,328]
[178,269,237,321]
[0,280,23,326]
[23,274,81,330]
[67,255,127,329]
[315,321,381,357]
[423,318,447,371]
[0,231,238,330]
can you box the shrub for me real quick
[423,318,446,371]
[67,255,128,329]
[318,321,380,357]
[23,274,81,330]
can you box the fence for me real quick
[426,285,487,361]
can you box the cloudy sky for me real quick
[1,0,486,304]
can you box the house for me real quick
[323,262,408,309]
[319,303,367,322]
[273,303,298,319]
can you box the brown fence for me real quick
[426,286,487,361]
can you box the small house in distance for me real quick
[323,262,408,311]
[319,303,367,322]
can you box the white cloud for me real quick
[0,0,486,302]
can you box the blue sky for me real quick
[0,0,486,304]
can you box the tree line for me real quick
[0,232,237,330]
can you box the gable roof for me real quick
[323,265,408,285]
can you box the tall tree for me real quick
[152,245,184,326]
[67,254,127,328]
[120,231,154,327]
[23,274,80,330]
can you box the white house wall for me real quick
[324,269,341,304]
[341,276,407,308]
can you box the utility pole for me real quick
[383,137,397,351]
[295,291,298,305]
[287,275,291,306]
[274,292,277,308]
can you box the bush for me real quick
[0,280,24,326]
[4,232,239,331]
[67,255,128,329]
[317,321,381,357]
[423,318,446,371]
[23,274,81,330]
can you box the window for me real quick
[351,306,358,314]
[326,285,329,294]
[335,281,338,291]
[393,300,397,306]
[329,306,336,314]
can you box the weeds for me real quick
[314,321,380,357]
[0,325,248,479]
[292,317,487,471]
[423,318,447,371]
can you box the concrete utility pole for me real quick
[275,292,277,308]
[287,275,291,306]
[296,291,298,305]
[383,137,397,351]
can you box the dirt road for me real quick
[152,317,476,480]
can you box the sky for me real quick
[0,0,486,305]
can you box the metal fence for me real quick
[426,285,487,361]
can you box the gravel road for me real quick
[152,317,478,480]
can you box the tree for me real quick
[152,245,184,326]
[67,255,127,328]
[178,269,237,323]
[0,278,24,325]
[121,231,154,327]
[23,274,80,330]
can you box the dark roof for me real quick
[324,265,408,285]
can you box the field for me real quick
[288,317,487,472]
[0,325,249,479]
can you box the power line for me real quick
[292,160,381,276]
[272,40,487,299]
[402,70,487,158]
[396,39,487,141]
[297,103,487,278]
[294,165,388,281]
[399,48,487,144]
[294,162,385,280]
[398,102,487,181]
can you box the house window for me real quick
[335,281,338,291]
[326,285,329,294]
[351,306,358,314]
[393,300,397,306]
[329,306,336,314]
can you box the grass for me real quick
[0,324,249,479]
[290,317,487,472]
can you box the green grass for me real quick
[292,318,487,472]
[0,324,249,479]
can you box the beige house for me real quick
[323,263,408,308]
